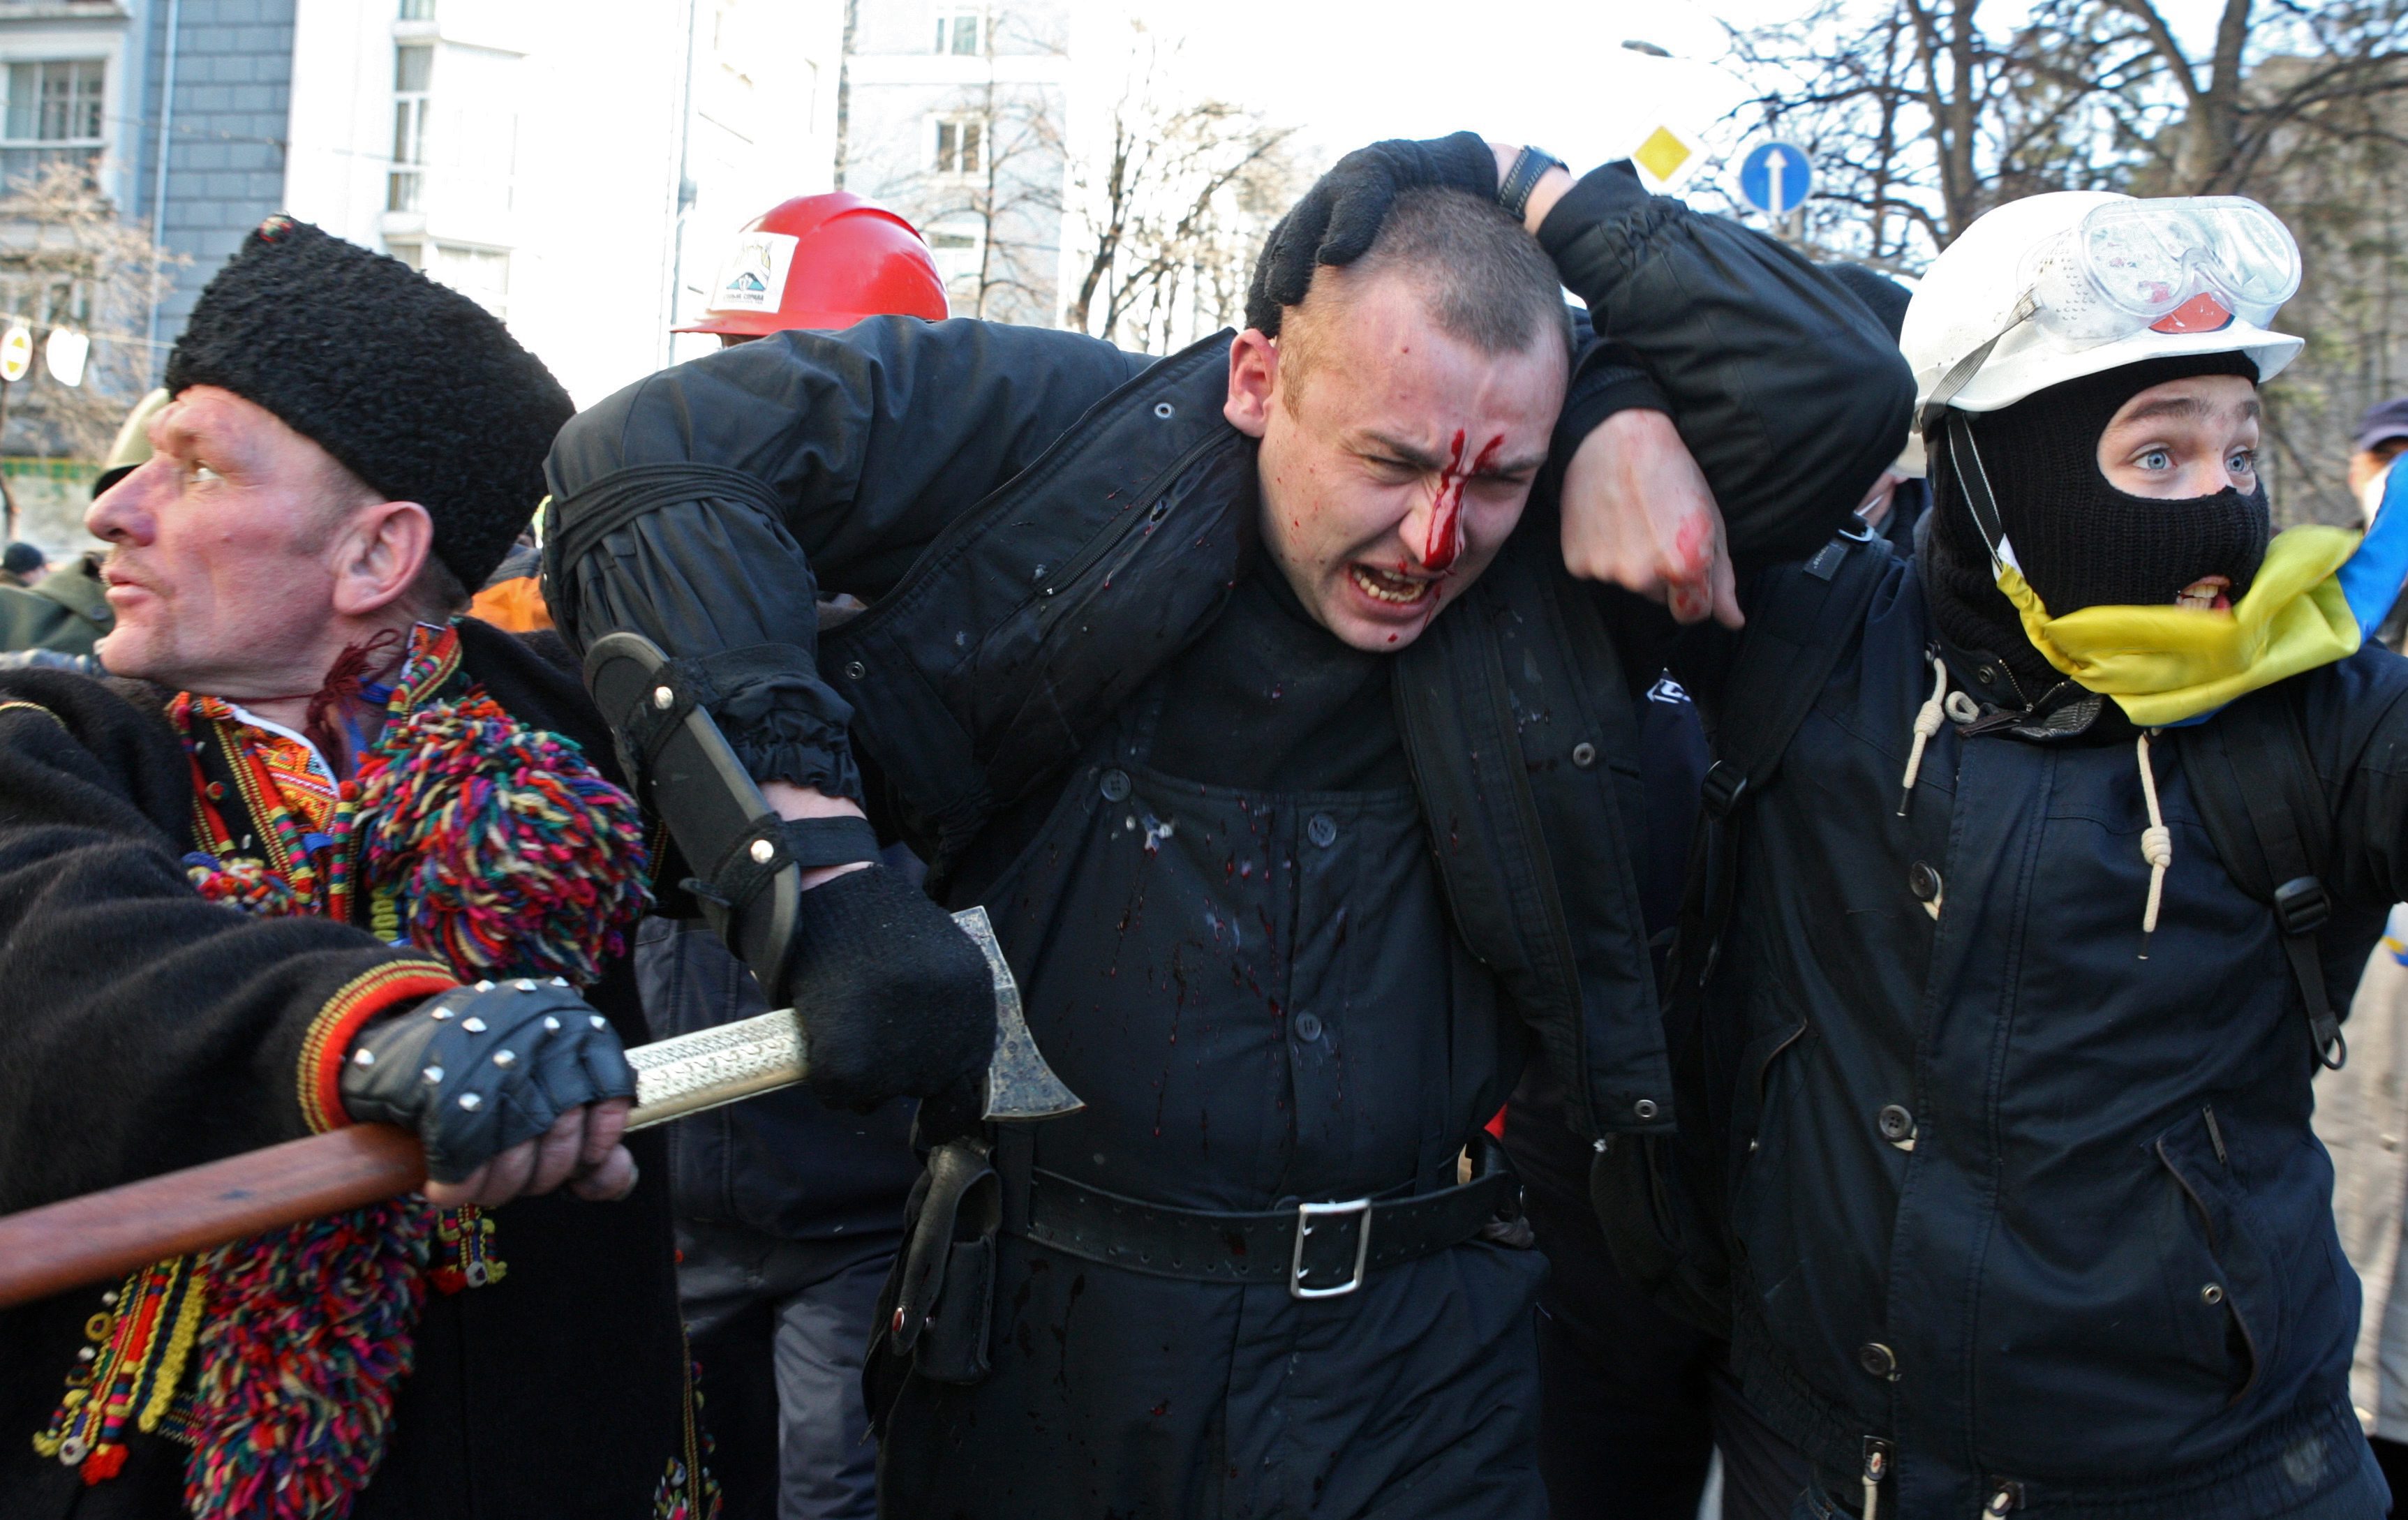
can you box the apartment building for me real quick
[839,0,1071,325]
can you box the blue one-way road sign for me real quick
[1738,140,1813,217]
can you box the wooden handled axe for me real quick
[0,906,1075,1310]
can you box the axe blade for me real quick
[620,906,1080,1130]
[952,904,1083,1121]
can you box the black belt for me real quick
[1015,1164,1519,1299]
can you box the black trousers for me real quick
[1506,1064,1806,1520]
[1524,1169,1716,1517]
[2373,1437,2407,1515]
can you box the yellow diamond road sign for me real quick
[1628,120,1709,193]
[1635,127,1692,185]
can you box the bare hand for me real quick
[761,780,875,891]
[1559,408,1742,629]
[423,1097,637,1209]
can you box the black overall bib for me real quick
[878,569,1547,1519]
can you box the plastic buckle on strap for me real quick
[1289,1197,1373,1299]
[2274,875,2331,937]
[1700,761,1748,819]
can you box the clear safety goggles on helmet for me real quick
[2021,196,2300,342]
[1925,195,2301,424]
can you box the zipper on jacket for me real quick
[1032,426,1232,638]
[1982,1479,2024,1515]
[2203,1103,2229,1167]
[1860,1437,1891,1520]
[1036,494,1175,608]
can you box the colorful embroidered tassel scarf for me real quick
[38,623,650,1520]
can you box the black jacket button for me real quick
[1878,1104,1915,1142]
[1293,1011,1323,1041]
[1908,861,1941,902]
[1307,813,1337,847]
[1099,769,1131,802]
[1570,742,1598,768]
[1859,1341,1898,1379]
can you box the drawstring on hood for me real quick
[1897,654,1949,815]
[2136,733,2172,953]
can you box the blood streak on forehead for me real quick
[1420,430,1506,573]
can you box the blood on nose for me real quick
[1415,431,1503,573]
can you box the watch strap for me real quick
[1499,146,1566,221]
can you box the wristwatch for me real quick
[1499,146,1568,222]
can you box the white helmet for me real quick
[1901,191,2303,427]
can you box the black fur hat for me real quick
[165,215,573,589]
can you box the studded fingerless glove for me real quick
[340,978,637,1184]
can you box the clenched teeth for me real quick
[1351,563,1433,605]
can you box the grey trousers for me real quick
[679,1218,898,1520]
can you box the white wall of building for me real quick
[842,0,1073,326]
[664,0,846,366]
[282,0,842,411]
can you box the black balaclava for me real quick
[1921,350,2267,703]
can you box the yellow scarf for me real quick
[1998,523,2362,727]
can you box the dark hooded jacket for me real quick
[1671,497,2408,1517]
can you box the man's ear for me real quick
[1224,328,1281,439]
[329,500,436,616]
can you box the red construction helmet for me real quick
[676,192,949,338]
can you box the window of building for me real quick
[433,242,508,318]
[387,240,508,319]
[397,0,436,17]
[0,274,91,329]
[0,60,104,188]
[932,117,981,177]
[934,10,979,54]
[387,43,431,212]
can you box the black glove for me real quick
[782,864,996,1110]
[340,979,637,1184]
[1244,131,1501,334]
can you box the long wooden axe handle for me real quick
[0,1126,429,1310]
[0,907,1077,1310]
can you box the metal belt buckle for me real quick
[1290,1196,1373,1299]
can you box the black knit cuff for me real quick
[711,665,865,805]
[1536,161,1652,263]
[1562,349,1668,440]
[732,731,864,807]
[1551,342,1670,476]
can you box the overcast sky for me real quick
[1116,0,2234,205]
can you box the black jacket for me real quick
[1674,538,2408,1516]
[544,162,1912,1141]
[0,621,699,1520]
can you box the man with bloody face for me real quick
[543,136,1909,1516]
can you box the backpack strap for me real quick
[1690,526,1892,974]
[2182,687,2345,1069]
[1593,526,1889,1336]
